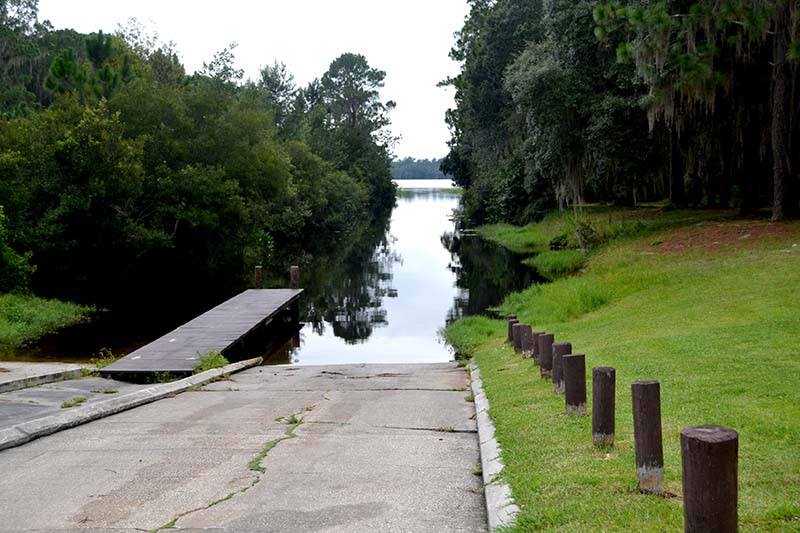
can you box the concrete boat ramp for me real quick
[0,363,488,531]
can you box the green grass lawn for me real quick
[0,294,93,351]
[447,211,800,531]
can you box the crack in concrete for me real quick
[148,404,316,532]
[304,420,478,434]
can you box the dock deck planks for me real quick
[101,289,302,378]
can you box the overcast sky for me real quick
[37,0,469,160]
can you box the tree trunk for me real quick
[771,4,792,221]
[669,130,686,206]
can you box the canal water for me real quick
[265,179,538,365]
[1,179,538,365]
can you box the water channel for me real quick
[264,179,539,365]
[1,179,538,365]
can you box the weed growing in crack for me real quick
[61,396,87,408]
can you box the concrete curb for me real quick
[0,368,86,394]
[0,357,262,452]
[470,363,520,531]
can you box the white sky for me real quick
[37,0,469,160]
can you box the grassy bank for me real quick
[0,294,93,351]
[477,205,734,280]
[447,209,800,531]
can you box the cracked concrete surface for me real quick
[0,363,486,532]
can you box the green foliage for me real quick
[0,294,92,350]
[445,0,800,225]
[0,16,396,322]
[391,157,450,180]
[193,350,230,374]
[149,371,176,384]
[0,205,32,291]
[596,0,800,219]
[91,349,120,369]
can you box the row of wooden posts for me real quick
[507,315,739,533]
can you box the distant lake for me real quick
[394,178,455,190]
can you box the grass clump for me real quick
[61,396,87,408]
[0,294,92,351]
[91,348,121,370]
[193,350,230,374]
[447,213,800,531]
[523,249,586,279]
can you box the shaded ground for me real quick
[652,219,800,253]
[0,363,486,532]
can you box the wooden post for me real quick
[563,354,587,415]
[512,323,525,353]
[290,265,300,289]
[254,265,263,289]
[539,333,555,378]
[592,367,616,447]
[520,325,534,358]
[631,380,664,494]
[551,342,572,394]
[507,315,518,344]
[531,331,545,364]
[681,425,738,533]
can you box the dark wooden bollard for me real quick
[290,265,300,289]
[507,315,518,344]
[563,354,586,415]
[254,265,263,289]
[551,342,572,394]
[539,333,555,378]
[592,367,616,446]
[520,325,534,357]
[531,331,545,364]
[681,425,738,533]
[512,323,525,353]
[631,380,664,494]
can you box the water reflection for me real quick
[6,180,540,366]
[442,232,544,322]
[267,180,539,365]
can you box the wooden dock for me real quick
[101,289,302,380]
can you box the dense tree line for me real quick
[0,1,396,319]
[442,0,799,225]
[391,157,451,180]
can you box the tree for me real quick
[595,0,800,219]
[320,53,395,132]
[200,42,243,84]
[311,53,397,211]
[258,60,296,126]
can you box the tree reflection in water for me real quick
[297,212,402,344]
[441,230,542,324]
